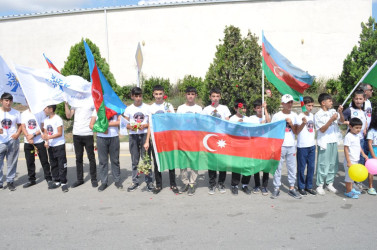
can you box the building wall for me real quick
[0,0,371,86]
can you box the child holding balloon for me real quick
[344,117,368,199]
[366,113,377,195]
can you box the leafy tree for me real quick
[339,17,377,105]
[176,75,204,97]
[141,76,172,101]
[204,25,280,115]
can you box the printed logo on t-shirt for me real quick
[46,125,54,135]
[366,107,372,117]
[1,119,12,129]
[28,119,37,129]
[285,122,292,132]
[353,111,358,116]
[211,110,221,118]
[307,120,314,133]
[133,112,145,123]
[155,110,165,114]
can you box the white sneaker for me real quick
[316,186,325,195]
[326,183,338,193]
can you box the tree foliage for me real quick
[141,76,172,101]
[204,25,280,115]
[176,75,204,97]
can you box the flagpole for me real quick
[261,30,265,120]
[342,59,377,106]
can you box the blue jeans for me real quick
[359,138,365,165]
[297,146,316,190]
[0,139,20,185]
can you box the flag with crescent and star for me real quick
[84,40,126,133]
[262,32,314,101]
[151,113,285,175]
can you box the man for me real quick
[65,102,98,188]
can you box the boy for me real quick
[314,93,344,195]
[124,87,154,192]
[176,86,203,196]
[42,105,68,192]
[0,93,21,191]
[229,99,252,195]
[249,99,271,195]
[21,106,52,188]
[271,94,301,199]
[344,117,368,199]
[296,96,317,196]
[201,88,231,195]
[144,85,178,194]
[90,107,122,192]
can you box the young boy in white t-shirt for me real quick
[42,105,68,192]
[176,86,202,196]
[296,96,317,196]
[271,94,301,199]
[201,88,231,195]
[124,87,154,192]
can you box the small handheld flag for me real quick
[299,96,307,113]
[43,53,60,73]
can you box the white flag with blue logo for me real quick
[0,56,26,105]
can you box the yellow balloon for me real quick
[348,164,368,182]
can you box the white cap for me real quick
[281,94,294,103]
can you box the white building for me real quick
[0,0,371,86]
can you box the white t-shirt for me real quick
[72,106,94,136]
[249,115,263,124]
[123,103,150,134]
[229,114,253,123]
[149,102,174,114]
[365,99,372,129]
[92,109,119,138]
[343,107,367,139]
[176,104,202,114]
[297,112,315,148]
[344,132,360,164]
[367,128,377,146]
[43,114,65,147]
[0,108,21,144]
[201,104,231,120]
[21,110,45,144]
[314,108,341,149]
[271,111,298,147]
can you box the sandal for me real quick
[153,187,162,194]
[171,186,179,194]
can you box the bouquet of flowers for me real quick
[163,95,170,112]
[238,103,246,116]
[137,152,152,175]
[130,119,142,132]
[211,102,218,117]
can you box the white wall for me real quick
[0,0,371,86]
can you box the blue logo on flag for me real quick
[46,74,69,91]
[6,72,21,92]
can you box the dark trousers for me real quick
[97,136,120,184]
[73,135,97,182]
[231,173,251,186]
[129,134,153,184]
[151,143,176,188]
[208,170,226,187]
[48,144,67,184]
[24,142,52,182]
[297,146,315,190]
[254,172,269,188]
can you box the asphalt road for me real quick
[0,146,376,249]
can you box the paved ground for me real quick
[1,146,376,249]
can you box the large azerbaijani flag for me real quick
[151,113,285,175]
[262,32,314,101]
[84,40,126,132]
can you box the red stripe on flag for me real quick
[154,130,283,161]
[91,63,103,112]
[262,44,309,93]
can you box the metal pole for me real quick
[104,9,110,64]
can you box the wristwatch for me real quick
[33,133,36,138]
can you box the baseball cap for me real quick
[281,94,294,103]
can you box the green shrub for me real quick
[141,76,171,100]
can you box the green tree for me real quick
[141,76,171,101]
[204,25,280,115]
[339,17,377,105]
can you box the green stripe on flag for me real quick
[263,59,301,101]
[93,102,109,133]
[158,150,279,176]
[362,62,377,88]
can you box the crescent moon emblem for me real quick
[273,66,284,77]
[203,134,218,152]
[92,89,101,101]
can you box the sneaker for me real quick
[316,186,325,195]
[218,183,226,194]
[187,185,195,196]
[367,188,377,195]
[241,186,251,195]
[344,191,359,199]
[260,187,269,196]
[61,184,69,193]
[147,182,154,192]
[71,181,84,188]
[98,183,108,192]
[305,188,317,196]
[115,182,123,190]
[127,183,139,192]
[49,182,61,189]
[252,186,260,194]
[270,188,280,199]
[297,189,307,196]
[7,182,16,191]
[91,180,98,188]
[23,181,36,188]
[351,188,361,195]
[231,186,238,196]
[288,189,302,199]
[171,186,179,194]
[326,183,338,193]
[179,185,189,194]
[153,187,162,194]
[208,185,216,195]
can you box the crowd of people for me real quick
[0,83,375,199]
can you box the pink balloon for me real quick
[365,159,377,175]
